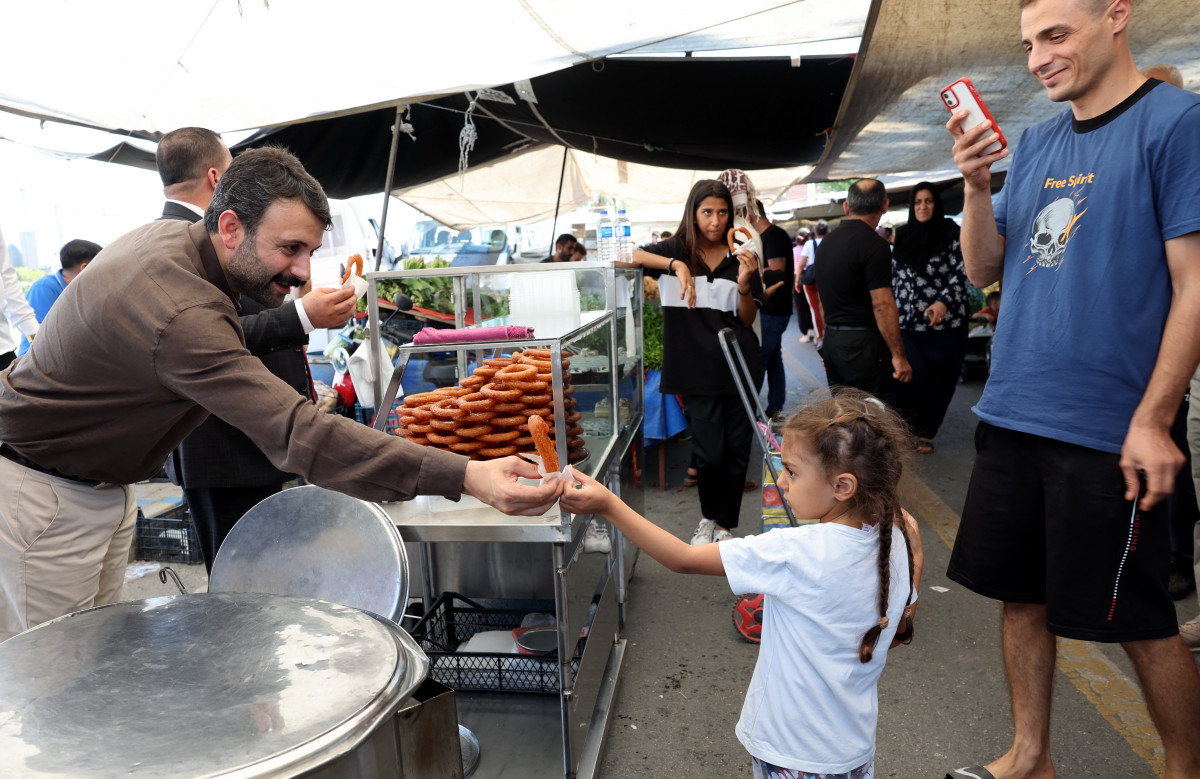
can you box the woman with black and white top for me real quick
[633,179,763,544]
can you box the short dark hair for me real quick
[204,147,331,236]
[813,220,830,237]
[156,127,228,188]
[986,290,1001,304]
[60,239,102,271]
[555,233,577,249]
[1020,0,1110,11]
[846,179,888,216]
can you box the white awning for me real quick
[0,0,863,135]
[392,144,808,228]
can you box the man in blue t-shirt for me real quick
[17,239,100,357]
[942,1,1200,778]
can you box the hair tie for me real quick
[877,616,889,630]
[864,397,885,411]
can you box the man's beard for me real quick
[226,233,303,308]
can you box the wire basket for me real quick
[134,505,203,565]
[408,592,580,694]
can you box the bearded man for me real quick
[0,147,560,641]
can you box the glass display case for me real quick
[360,261,644,779]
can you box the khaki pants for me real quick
[0,456,136,642]
[1188,367,1200,611]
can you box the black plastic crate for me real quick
[134,505,203,565]
[408,593,580,694]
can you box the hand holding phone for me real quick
[941,78,1007,156]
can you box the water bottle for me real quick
[597,210,616,265]
[615,209,633,264]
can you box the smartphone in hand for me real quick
[941,78,1007,156]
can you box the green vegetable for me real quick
[643,300,664,370]
[359,257,453,314]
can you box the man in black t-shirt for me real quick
[752,201,795,419]
[814,179,911,397]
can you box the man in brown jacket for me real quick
[0,146,560,641]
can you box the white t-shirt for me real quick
[719,521,912,773]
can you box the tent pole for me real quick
[548,144,568,249]
[375,105,404,272]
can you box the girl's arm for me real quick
[765,280,784,297]
[633,248,695,309]
[560,471,725,576]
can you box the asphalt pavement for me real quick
[124,314,1200,778]
[595,317,1198,779]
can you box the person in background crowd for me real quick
[1142,62,1183,88]
[792,228,815,342]
[0,227,38,372]
[157,127,359,572]
[1140,59,1200,633]
[944,0,1200,776]
[752,199,795,422]
[814,180,912,398]
[798,220,828,347]
[659,230,673,241]
[632,179,762,546]
[0,147,560,642]
[16,239,100,357]
[971,290,1001,325]
[541,233,577,263]
[888,183,970,454]
[1183,371,1200,649]
[651,231,661,243]
[571,242,588,262]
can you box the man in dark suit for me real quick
[156,128,358,570]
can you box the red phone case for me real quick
[941,77,1007,155]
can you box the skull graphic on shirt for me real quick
[1030,198,1077,268]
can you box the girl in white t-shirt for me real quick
[560,389,922,778]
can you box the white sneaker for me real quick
[690,519,717,545]
[712,527,733,543]
[1181,619,1200,652]
[582,521,611,554]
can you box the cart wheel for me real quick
[732,593,764,643]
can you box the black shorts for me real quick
[947,421,1176,643]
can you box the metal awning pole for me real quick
[374,105,405,272]
[548,144,568,245]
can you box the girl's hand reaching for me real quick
[559,469,616,516]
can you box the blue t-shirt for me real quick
[978,81,1200,453]
[17,270,67,356]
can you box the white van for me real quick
[310,199,396,288]
[404,220,554,266]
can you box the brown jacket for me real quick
[0,219,467,501]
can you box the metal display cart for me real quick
[362,262,644,778]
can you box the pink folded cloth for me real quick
[412,325,535,345]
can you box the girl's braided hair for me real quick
[783,388,916,663]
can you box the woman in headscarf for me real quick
[889,182,970,453]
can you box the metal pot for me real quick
[0,592,429,778]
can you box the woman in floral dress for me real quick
[890,182,969,453]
